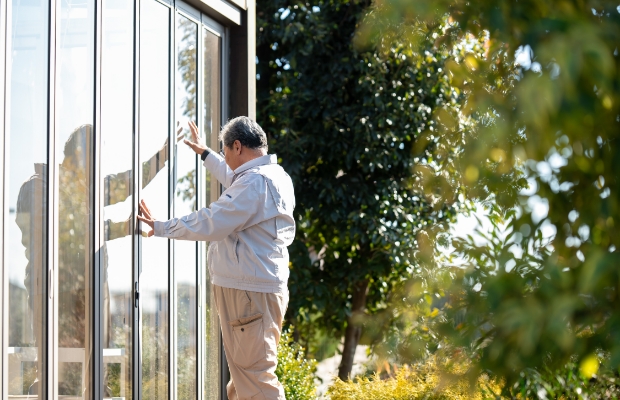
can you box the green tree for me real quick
[356,0,620,386]
[256,0,470,379]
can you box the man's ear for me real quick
[235,140,242,154]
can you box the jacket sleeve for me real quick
[203,149,234,188]
[153,176,259,241]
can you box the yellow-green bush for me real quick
[327,356,503,400]
[276,328,318,400]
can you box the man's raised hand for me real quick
[137,199,156,237]
[183,121,208,155]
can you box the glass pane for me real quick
[102,0,134,397]
[6,0,49,395]
[202,28,221,400]
[203,29,221,155]
[140,0,170,399]
[56,0,95,395]
[175,14,198,400]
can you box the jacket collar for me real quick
[234,154,277,176]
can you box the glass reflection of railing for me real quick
[7,347,127,399]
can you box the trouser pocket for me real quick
[227,313,266,369]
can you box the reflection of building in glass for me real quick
[1,0,254,397]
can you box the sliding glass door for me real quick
[201,26,222,400]
[139,1,171,398]
[55,0,96,396]
[4,0,49,395]
[174,11,199,400]
[101,0,136,396]
[1,0,227,398]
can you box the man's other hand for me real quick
[183,121,208,155]
[137,199,156,237]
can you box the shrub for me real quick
[327,353,620,399]
[509,357,620,399]
[276,328,318,400]
[327,356,502,400]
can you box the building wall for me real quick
[0,0,255,398]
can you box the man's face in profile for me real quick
[222,140,249,171]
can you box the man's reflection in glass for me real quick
[15,124,171,397]
[15,163,47,397]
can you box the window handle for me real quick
[134,282,140,308]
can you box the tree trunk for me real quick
[338,279,370,381]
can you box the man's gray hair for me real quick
[219,116,268,151]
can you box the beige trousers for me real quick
[214,285,288,400]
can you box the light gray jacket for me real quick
[154,152,296,293]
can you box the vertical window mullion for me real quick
[219,28,229,400]
[169,7,176,400]
[133,0,143,397]
[196,22,204,400]
[93,0,104,393]
[0,0,7,395]
[48,0,58,393]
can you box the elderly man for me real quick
[138,116,295,400]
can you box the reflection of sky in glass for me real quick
[101,5,134,390]
[7,0,49,288]
[102,0,134,296]
[140,0,170,311]
[57,0,93,158]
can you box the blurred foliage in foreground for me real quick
[511,353,620,399]
[276,328,318,400]
[328,354,503,399]
[355,0,620,387]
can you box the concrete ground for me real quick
[314,345,369,398]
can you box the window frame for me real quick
[0,0,236,396]
[0,0,6,395]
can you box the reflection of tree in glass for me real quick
[202,275,220,400]
[107,363,121,396]
[178,17,197,122]
[176,170,196,208]
[202,32,216,143]
[57,126,92,354]
[177,284,196,400]
[142,328,168,398]
[176,17,198,208]
[21,362,37,395]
